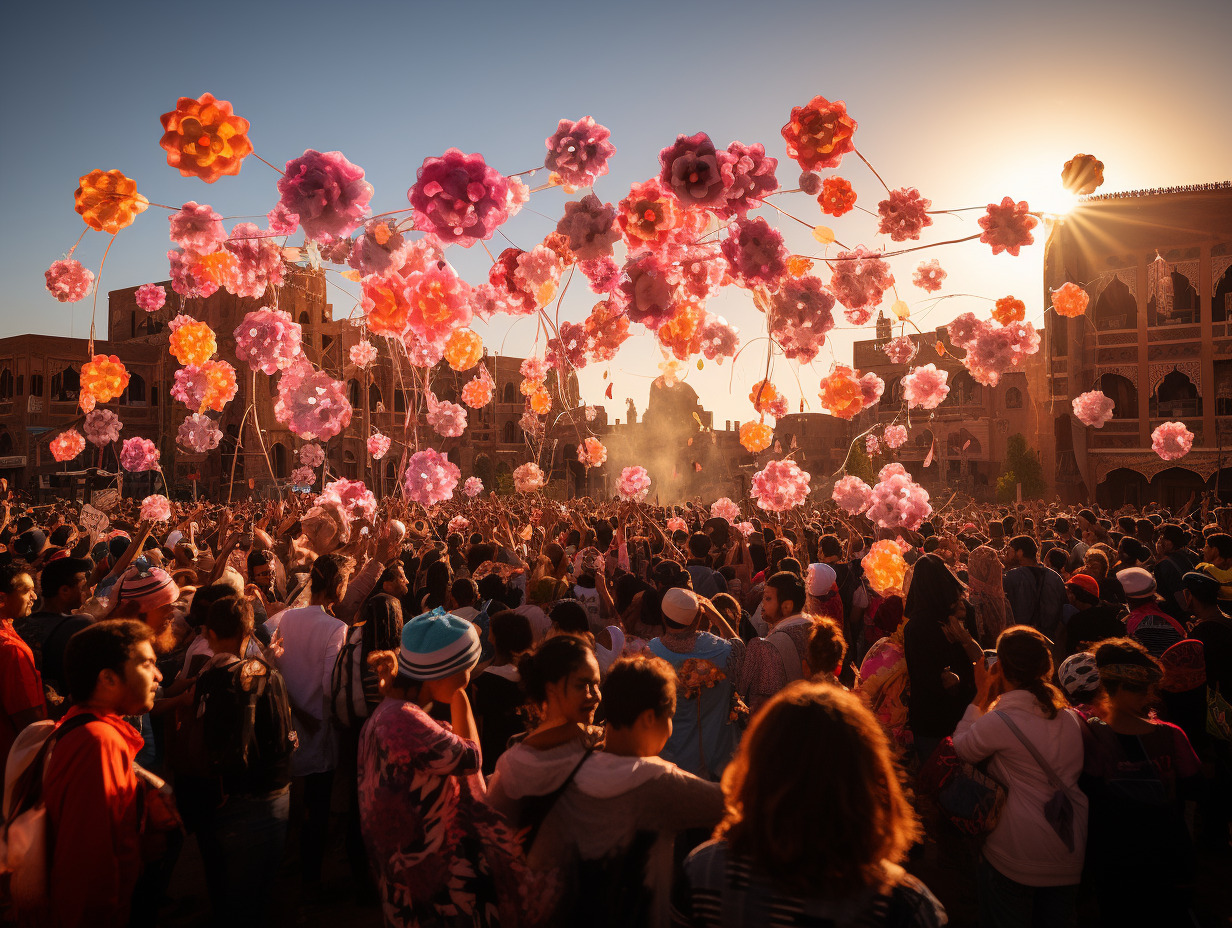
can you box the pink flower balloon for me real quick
[403,449,460,506]
[618,466,652,501]
[426,394,467,438]
[1072,390,1115,428]
[514,462,546,494]
[85,409,123,447]
[751,459,811,512]
[408,148,512,248]
[867,463,932,531]
[464,476,483,498]
[50,429,87,462]
[169,202,226,254]
[234,308,303,375]
[292,465,316,487]
[902,364,950,409]
[883,424,908,449]
[275,361,353,441]
[832,475,873,514]
[277,150,373,241]
[45,259,94,303]
[1152,422,1194,461]
[135,283,167,312]
[367,432,391,460]
[349,340,378,369]
[177,413,222,453]
[140,495,172,523]
[299,443,325,468]
[448,516,470,537]
[319,478,377,523]
[710,497,741,524]
[120,437,160,473]
[577,438,608,468]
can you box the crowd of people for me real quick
[2,486,1231,927]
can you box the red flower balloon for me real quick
[159,93,253,183]
[782,96,857,171]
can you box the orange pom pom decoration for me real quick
[444,328,483,372]
[461,375,494,409]
[786,256,814,277]
[363,273,412,339]
[80,355,130,404]
[50,430,87,463]
[819,366,864,420]
[78,391,97,414]
[992,296,1026,325]
[657,302,703,361]
[199,360,238,412]
[740,421,773,453]
[861,539,907,595]
[74,169,149,234]
[159,93,253,183]
[749,380,779,414]
[1051,282,1089,318]
[195,250,239,287]
[168,317,218,367]
[530,387,552,415]
[520,377,540,397]
[1061,153,1104,196]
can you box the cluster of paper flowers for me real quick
[140,495,172,523]
[80,355,130,405]
[1072,390,1115,428]
[448,516,471,537]
[1152,422,1194,461]
[426,393,468,438]
[865,434,880,455]
[901,364,950,409]
[1051,282,1089,318]
[514,462,546,494]
[367,432,391,460]
[278,150,373,241]
[618,465,652,501]
[461,373,494,409]
[408,148,511,247]
[545,116,617,188]
[85,409,123,447]
[862,539,908,595]
[978,197,1038,256]
[464,476,484,498]
[288,466,313,487]
[912,260,947,293]
[50,430,86,463]
[769,277,835,364]
[45,259,95,303]
[883,424,908,449]
[882,335,917,365]
[830,246,894,325]
[751,459,811,512]
[168,315,218,367]
[320,478,377,523]
[832,475,874,515]
[177,413,222,453]
[134,282,166,312]
[403,448,460,505]
[299,443,325,468]
[945,312,1041,387]
[577,437,608,468]
[818,366,869,419]
[275,362,353,441]
[740,421,774,453]
[234,308,303,375]
[711,497,741,524]
[444,329,483,372]
[171,361,237,413]
[120,437,160,473]
[349,340,379,369]
[75,169,148,234]
[866,463,932,531]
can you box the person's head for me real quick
[716,682,919,896]
[246,549,276,589]
[1157,523,1191,556]
[0,564,36,621]
[1182,571,1221,614]
[1064,572,1100,609]
[112,564,179,641]
[1058,651,1101,705]
[1044,546,1068,575]
[1117,536,1146,567]
[804,615,847,679]
[549,599,591,636]
[466,542,497,575]
[903,553,965,624]
[380,562,410,597]
[488,609,533,663]
[651,559,690,592]
[1006,534,1038,566]
[517,634,601,726]
[1116,566,1159,606]
[762,571,806,624]
[395,611,483,703]
[13,529,47,564]
[309,552,353,605]
[601,656,677,756]
[994,626,1065,719]
[710,592,741,631]
[39,556,92,611]
[1095,637,1163,717]
[64,619,161,714]
[203,596,255,654]
[686,532,712,562]
[1082,547,1109,580]
[819,534,843,561]
[449,577,478,609]
[661,587,701,634]
[1202,533,1232,567]
[1054,517,1071,538]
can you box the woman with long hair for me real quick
[673,681,945,927]
[952,626,1088,927]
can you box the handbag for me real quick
[917,738,1006,836]
[1207,683,1232,742]
[994,710,1077,852]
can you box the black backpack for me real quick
[186,656,296,786]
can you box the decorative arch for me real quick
[1214,260,1232,324]
[123,372,146,405]
[347,379,361,407]
[1004,386,1022,409]
[502,382,517,405]
[369,382,382,409]
[502,420,517,443]
[0,431,13,456]
[1151,367,1201,419]
[1094,277,1136,331]
[270,442,288,479]
[1098,373,1138,420]
[0,369,12,401]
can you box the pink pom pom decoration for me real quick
[84,409,123,447]
[882,335,917,365]
[140,495,172,523]
[349,340,378,369]
[223,222,285,299]
[865,434,881,455]
[299,443,325,469]
[902,364,950,409]
[50,430,86,462]
[1152,422,1194,462]
[711,497,741,524]
[448,516,470,537]
[830,246,893,323]
[464,476,484,498]
[860,372,885,408]
[883,424,908,449]
[403,449,461,506]
[177,413,222,453]
[618,466,652,502]
[426,394,468,439]
[1072,390,1115,428]
[666,517,687,533]
[912,259,947,293]
[290,466,314,487]
[736,521,756,537]
[275,362,353,441]
[234,308,303,375]
[120,437,160,473]
[514,463,546,494]
[45,259,95,303]
[367,432,391,461]
[866,463,932,531]
[277,150,373,241]
[408,149,511,248]
[135,283,167,312]
[751,459,811,512]
[833,475,873,514]
[404,263,474,349]
[545,116,617,188]
[266,203,299,236]
[169,202,226,254]
[577,438,607,468]
[319,478,377,523]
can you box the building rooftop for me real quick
[1081,181,1231,202]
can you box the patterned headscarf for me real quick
[966,545,1009,644]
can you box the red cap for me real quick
[1066,572,1100,600]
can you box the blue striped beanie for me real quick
[397,608,482,681]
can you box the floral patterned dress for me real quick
[358,698,527,928]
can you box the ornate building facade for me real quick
[1040,183,1232,508]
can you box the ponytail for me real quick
[1021,677,1066,720]
[995,625,1067,719]
[517,634,593,703]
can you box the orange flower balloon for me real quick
[75,170,149,233]
[363,273,412,338]
[159,93,253,183]
[658,302,703,361]
[168,317,217,367]
[530,387,552,414]
[196,251,239,287]
[444,328,483,371]
[819,366,863,419]
[199,360,238,412]
[78,391,97,414]
[992,296,1025,325]
[80,354,130,404]
[740,421,773,453]
[1051,282,1089,318]
[862,539,907,595]
[1061,154,1104,196]
[749,380,779,414]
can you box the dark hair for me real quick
[188,583,244,629]
[805,615,847,676]
[819,534,843,559]
[40,557,91,600]
[549,599,590,635]
[246,548,275,575]
[711,592,741,624]
[517,634,594,702]
[766,571,806,616]
[1044,546,1068,573]
[378,562,404,587]
[602,657,676,728]
[477,573,516,608]
[310,553,353,597]
[717,682,919,896]
[1054,517,1071,534]
[904,554,965,625]
[450,577,478,607]
[687,533,712,559]
[1205,533,1232,559]
[64,619,155,703]
[1009,535,1038,561]
[489,609,533,658]
[995,626,1065,719]
[1094,637,1162,695]
[204,596,255,641]
[0,564,31,595]
[467,543,497,575]
[1077,508,1097,526]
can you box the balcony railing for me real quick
[1150,398,1203,419]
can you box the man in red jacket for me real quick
[45,619,162,928]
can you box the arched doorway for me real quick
[1094,278,1136,331]
[1099,467,1149,508]
[1149,466,1205,511]
[270,443,287,480]
[1214,264,1232,324]
[1152,369,1201,419]
[1098,373,1138,420]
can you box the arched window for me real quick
[51,366,80,402]
[0,432,13,456]
[1101,373,1138,420]
[298,311,310,326]
[502,421,517,443]
[502,383,517,405]
[15,375,22,397]
[342,449,357,480]
[347,379,361,407]
[29,374,43,397]
[0,369,12,400]
[270,443,288,479]
[369,383,382,410]
[1094,278,1136,331]
[1153,369,1201,418]
[1151,271,1200,326]
[1004,386,1022,409]
[1215,265,1232,325]
[123,373,147,405]
[946,371,980,407]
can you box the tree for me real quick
[844,439,878,484]
[996,433,1046,502]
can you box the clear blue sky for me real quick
[2,0,1227,420]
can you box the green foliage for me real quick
[845,440,878,484]
[997,433,1046,502]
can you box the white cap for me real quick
[662,587,700,628]
[808,562,837,596]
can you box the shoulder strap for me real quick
[993,710,1068,793]
[767,629,803,683]
[521,748,594,852]
[8,712,98,823]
